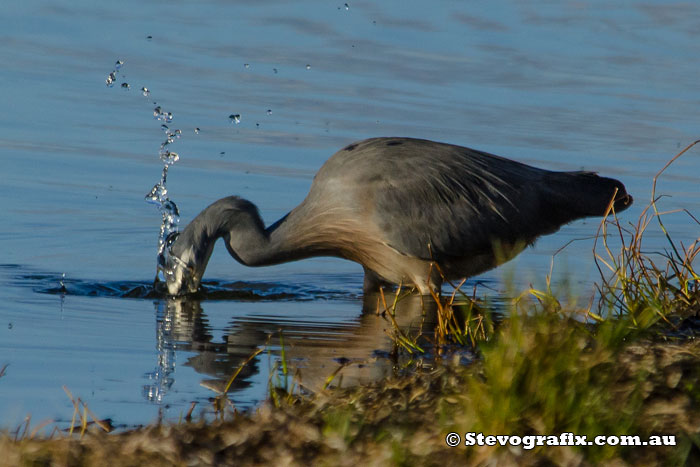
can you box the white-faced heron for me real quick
[163,137,632,295]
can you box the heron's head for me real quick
[160,220,217,295]
[161,243,198,296]
[157,196,263,295]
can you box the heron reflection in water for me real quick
[161,137,632,296]
[144,292,444,402]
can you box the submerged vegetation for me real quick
[2,144,699,466]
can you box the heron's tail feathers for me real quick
[541,171,633,226]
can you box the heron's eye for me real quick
[165,231,180,250]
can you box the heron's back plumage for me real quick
[312,138,632,274]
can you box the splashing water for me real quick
[104,59,186,288]
[105,58,200,293]
[145,110,183,285]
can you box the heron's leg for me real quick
[362,267,393,295]
[409,261,444,296]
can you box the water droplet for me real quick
[163,199,180,217]
[229,114,241,124]
[153,106,174,123]
[121,82,130,90]
[106,71,116,87]
[161,124,169,131]
[267,109,272,115]
[160,151,180,166]
[141,87,150,97]
[256,123,260,128]
[273,68,278,74]
[244,63,250,69]
[145,184,163,203]
[115,60,124,70]
[194,127,200,134]
[147,35,153,40]
[344,3,349,10]
[59,273,66,293]
[305,64,311,70]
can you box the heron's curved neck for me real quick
[206,197,316,267]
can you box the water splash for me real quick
[145,155,181,285]
[104,59,204,291]
[141,102,183,283]
[105,60,183,285]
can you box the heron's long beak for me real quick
[155,232,200,296]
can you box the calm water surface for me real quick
[1,0,699,428]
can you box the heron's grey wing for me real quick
[366,139,561,262]
[319,137,626,263]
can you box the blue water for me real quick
[1,0,698,429]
